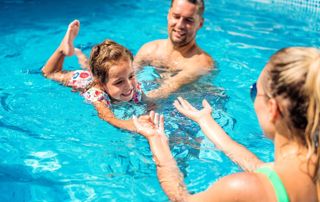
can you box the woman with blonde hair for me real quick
[134,47,320,201]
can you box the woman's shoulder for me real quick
[218,172,264,190]
[202,172,273,202]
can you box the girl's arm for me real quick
[93,101,137,132]
[174,97,264,172]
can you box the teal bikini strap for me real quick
[255,167,290,202]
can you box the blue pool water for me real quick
[0,0,319,201]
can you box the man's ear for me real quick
[199,17,204,29]
[268,98,280,123]
[167,9,171,21]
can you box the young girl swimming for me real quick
[42,20,146,132]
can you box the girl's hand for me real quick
[173,97,212,123]
[133,111,166,140]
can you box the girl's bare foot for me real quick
[59,20,80,56]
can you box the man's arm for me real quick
[134,40,162,71]
[147,66,212,99]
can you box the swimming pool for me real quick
[0,0,319,201]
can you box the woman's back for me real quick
[275,151,317,201]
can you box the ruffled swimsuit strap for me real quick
[132,82,143,104]
[82,87,112,108]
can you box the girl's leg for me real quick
[75,48,89,70]
[42,20,80,79]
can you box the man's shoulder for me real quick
[190,49,215,70]
[139,39,166,51]
[136,39,166,57]
[134,39,167,66]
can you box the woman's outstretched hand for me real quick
[173,97,212,123]
[133,111,167,140]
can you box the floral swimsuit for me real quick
[68,70,143,108]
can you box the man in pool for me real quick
[134,0,214,99]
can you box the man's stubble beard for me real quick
[169,32,190,48]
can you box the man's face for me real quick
[168,0,203,47]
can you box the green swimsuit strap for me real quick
[255,167,290,202]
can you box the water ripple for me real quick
[4,52,21,58]
[0,92,11,111]
[0,119,42,139]
[65,184,96,202]
[24,151,61,173]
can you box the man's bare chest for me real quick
[149,55,188,72]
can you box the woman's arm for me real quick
[174,97,264,171]
[133,112,261,202]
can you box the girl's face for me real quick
[103,60,137,102]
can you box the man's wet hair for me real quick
[170,0,205,17]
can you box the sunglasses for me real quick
[250,82,258,102]
[250,82,284,117]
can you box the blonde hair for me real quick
[89,39,133,84]
[266,47,320,196]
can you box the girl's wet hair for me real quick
[266,47,320,195]
[89,40,133,84]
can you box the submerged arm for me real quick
[147,52,215,99]
[133,54,150,72]
[147,67,210,99]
